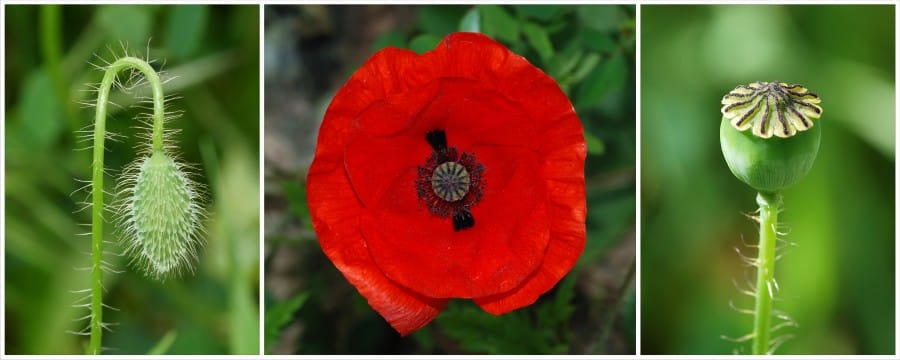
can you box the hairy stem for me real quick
[90,56,166,354]
[752,192,781,355]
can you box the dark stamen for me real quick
[452,209,475,231]
[426,130,448,151]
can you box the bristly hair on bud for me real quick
[116,149,206,279]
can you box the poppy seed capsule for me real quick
[129,150,198,277]
[720,81,822,193]
[431,161,470,202]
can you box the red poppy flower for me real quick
[306,32,586,336]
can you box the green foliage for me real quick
[478,5,519,43]
[458,7,480,33]
[522,22,553,61]
[408,34,442,55]
[371,31,406,52]
[417,5,467,37]
[577,6,627,32]
[622,289,636,348]
[585,131,606,156]
[265,293,309,354]
[147,330,178,355]
[96,5,154,46]
[165,5,208,60]
[19,70,64,148]
[436,276,576,354]
[575,54,627,110]
[514,5,561,22]
[282,181,313,231]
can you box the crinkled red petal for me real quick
[307,48,452,334]
[307,153,448,336]
[474,142,587,314]
[427,33,582,155]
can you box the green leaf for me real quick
[166,5,208,61]
[417,6,467,37]
[570,52,601,84]
[458,7,480,33]
[230,281,260,354]
[543,17,570,34]
[437,302,561,354]
[549,48,584,81]
[576,6,624,32]
[585,131,606,156]
[371,31,407,52]
[581,29,619,53]
[575,54,627,109]
[536,275,577,330]
[264,293,309,354]
[477,5,518,42]
[410,325,435,352]
[409,34,442,55]
[583,192,636,264]
[283,181,313,231]
[96,5,153,46]
[19,70,63,149]
[514,5,561,22]
[437,278,577,354]
[522,22,554,62]
[147,330,178,355]
[623,289,636,350]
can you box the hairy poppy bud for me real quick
[719,81,822,193]
[124,150,203,278]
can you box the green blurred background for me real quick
[4,5,259,354]
[641,5,895,355]
[264,5,635,354]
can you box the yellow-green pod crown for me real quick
[721,81,822,139]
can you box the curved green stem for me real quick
[752,192,781,355]
[90,56,166,354]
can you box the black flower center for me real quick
[415,130,485,231]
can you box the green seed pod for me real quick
[126,150,202,278]
[719,81,822,193]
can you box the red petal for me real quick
[360,145,550,299]
[307,159,448,336]
[426,32,581,154]
[425,32,513,82]
[474,180,585,314]
[308,50,452,334]
[317,45,437,145]
[474,142,586,314]
[351,46,431,97]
